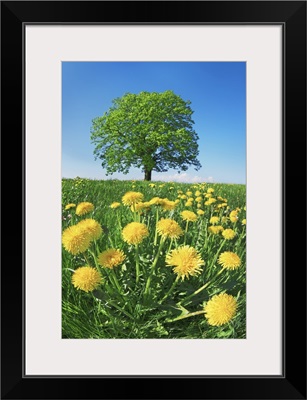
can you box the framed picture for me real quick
[1,1,306,399]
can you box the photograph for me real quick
[1,0,306,398]
[61,61,246,339]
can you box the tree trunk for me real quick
[144,169,152,181]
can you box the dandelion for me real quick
[185,201,193,207]
[208,225,224,235]
[149,197,164,206]
[77,218,103,241]
[210,216,219,225]
[186,191,193,197]
[197,209,205,215]
[76,202,94,216]
[62,225,91,255]
[205,198,216,206]
[242,219,246,225]
[110,202,121,209]
[98,249,125,269]
[161,199,176,211]
[204,293,237,326]
[207,188,214,194]
[195,190,201,197]
[181,210,198,222]
[222,229,236,240]
[229,210,239,222]
[122,222,149,245]
[180,194,187,200]
[65,203,76,210]
[166,245,204,280]
[218,251,241,270]
[195,196,202,202]
[156,218,183,239]
[122,191,144,206]
[72,266,102,292]
[149,183,155,188]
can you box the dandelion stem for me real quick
[183,221,189,245]
[178,268,225,306]
[110,269,122,293]
[168,238,174,253]
[135,244,140,284]
[144,237,165,296]
[160,276,179,303]
[116,211,122,230]
[209,239,226,269]
[154,207,159,246]
[166,310,206,323]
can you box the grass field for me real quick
[62,178,246,339]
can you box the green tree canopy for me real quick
[90,90,202,181]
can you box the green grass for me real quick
[62,178,246,339]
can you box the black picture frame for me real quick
[1,1,306,399]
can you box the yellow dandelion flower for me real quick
[242,219,246,225]
[204,293,237,326]
[98,249,125,269]
[122,222,149,245]
[186,191,193,196]
[205,193,212,198]
[197,209,205,215]
[65,203,76,210]
[222,228,236,240]
[72,266,102,292]
[208,225,224,235]
[122,191,144,206]
[149,197,164,205]
[76,202,94,216]
[161,199,176,211]
[149,183,155,188]
[175,199,180,204]
[207,188,214,194]
[180,194,187,200]
[166,245,204,280]
[229,210,239,222]
[62,225,91,255]
[110,202,121,209]
[185,201,193,207]
[77,218,103,241]
[210,216,220,225]
[205,198,217,206]
[218,251,241,270]
[195,196,202,202]
[177,190,183,195]
[156,218,183,239]
[181,210,198,222]
[195,190,201,197]
[218,203,228,208]
[197,203,202,208]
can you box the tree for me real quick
[90,90,202,181]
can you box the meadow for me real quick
[62,178,246,339]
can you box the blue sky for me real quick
[62,62,246,184]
